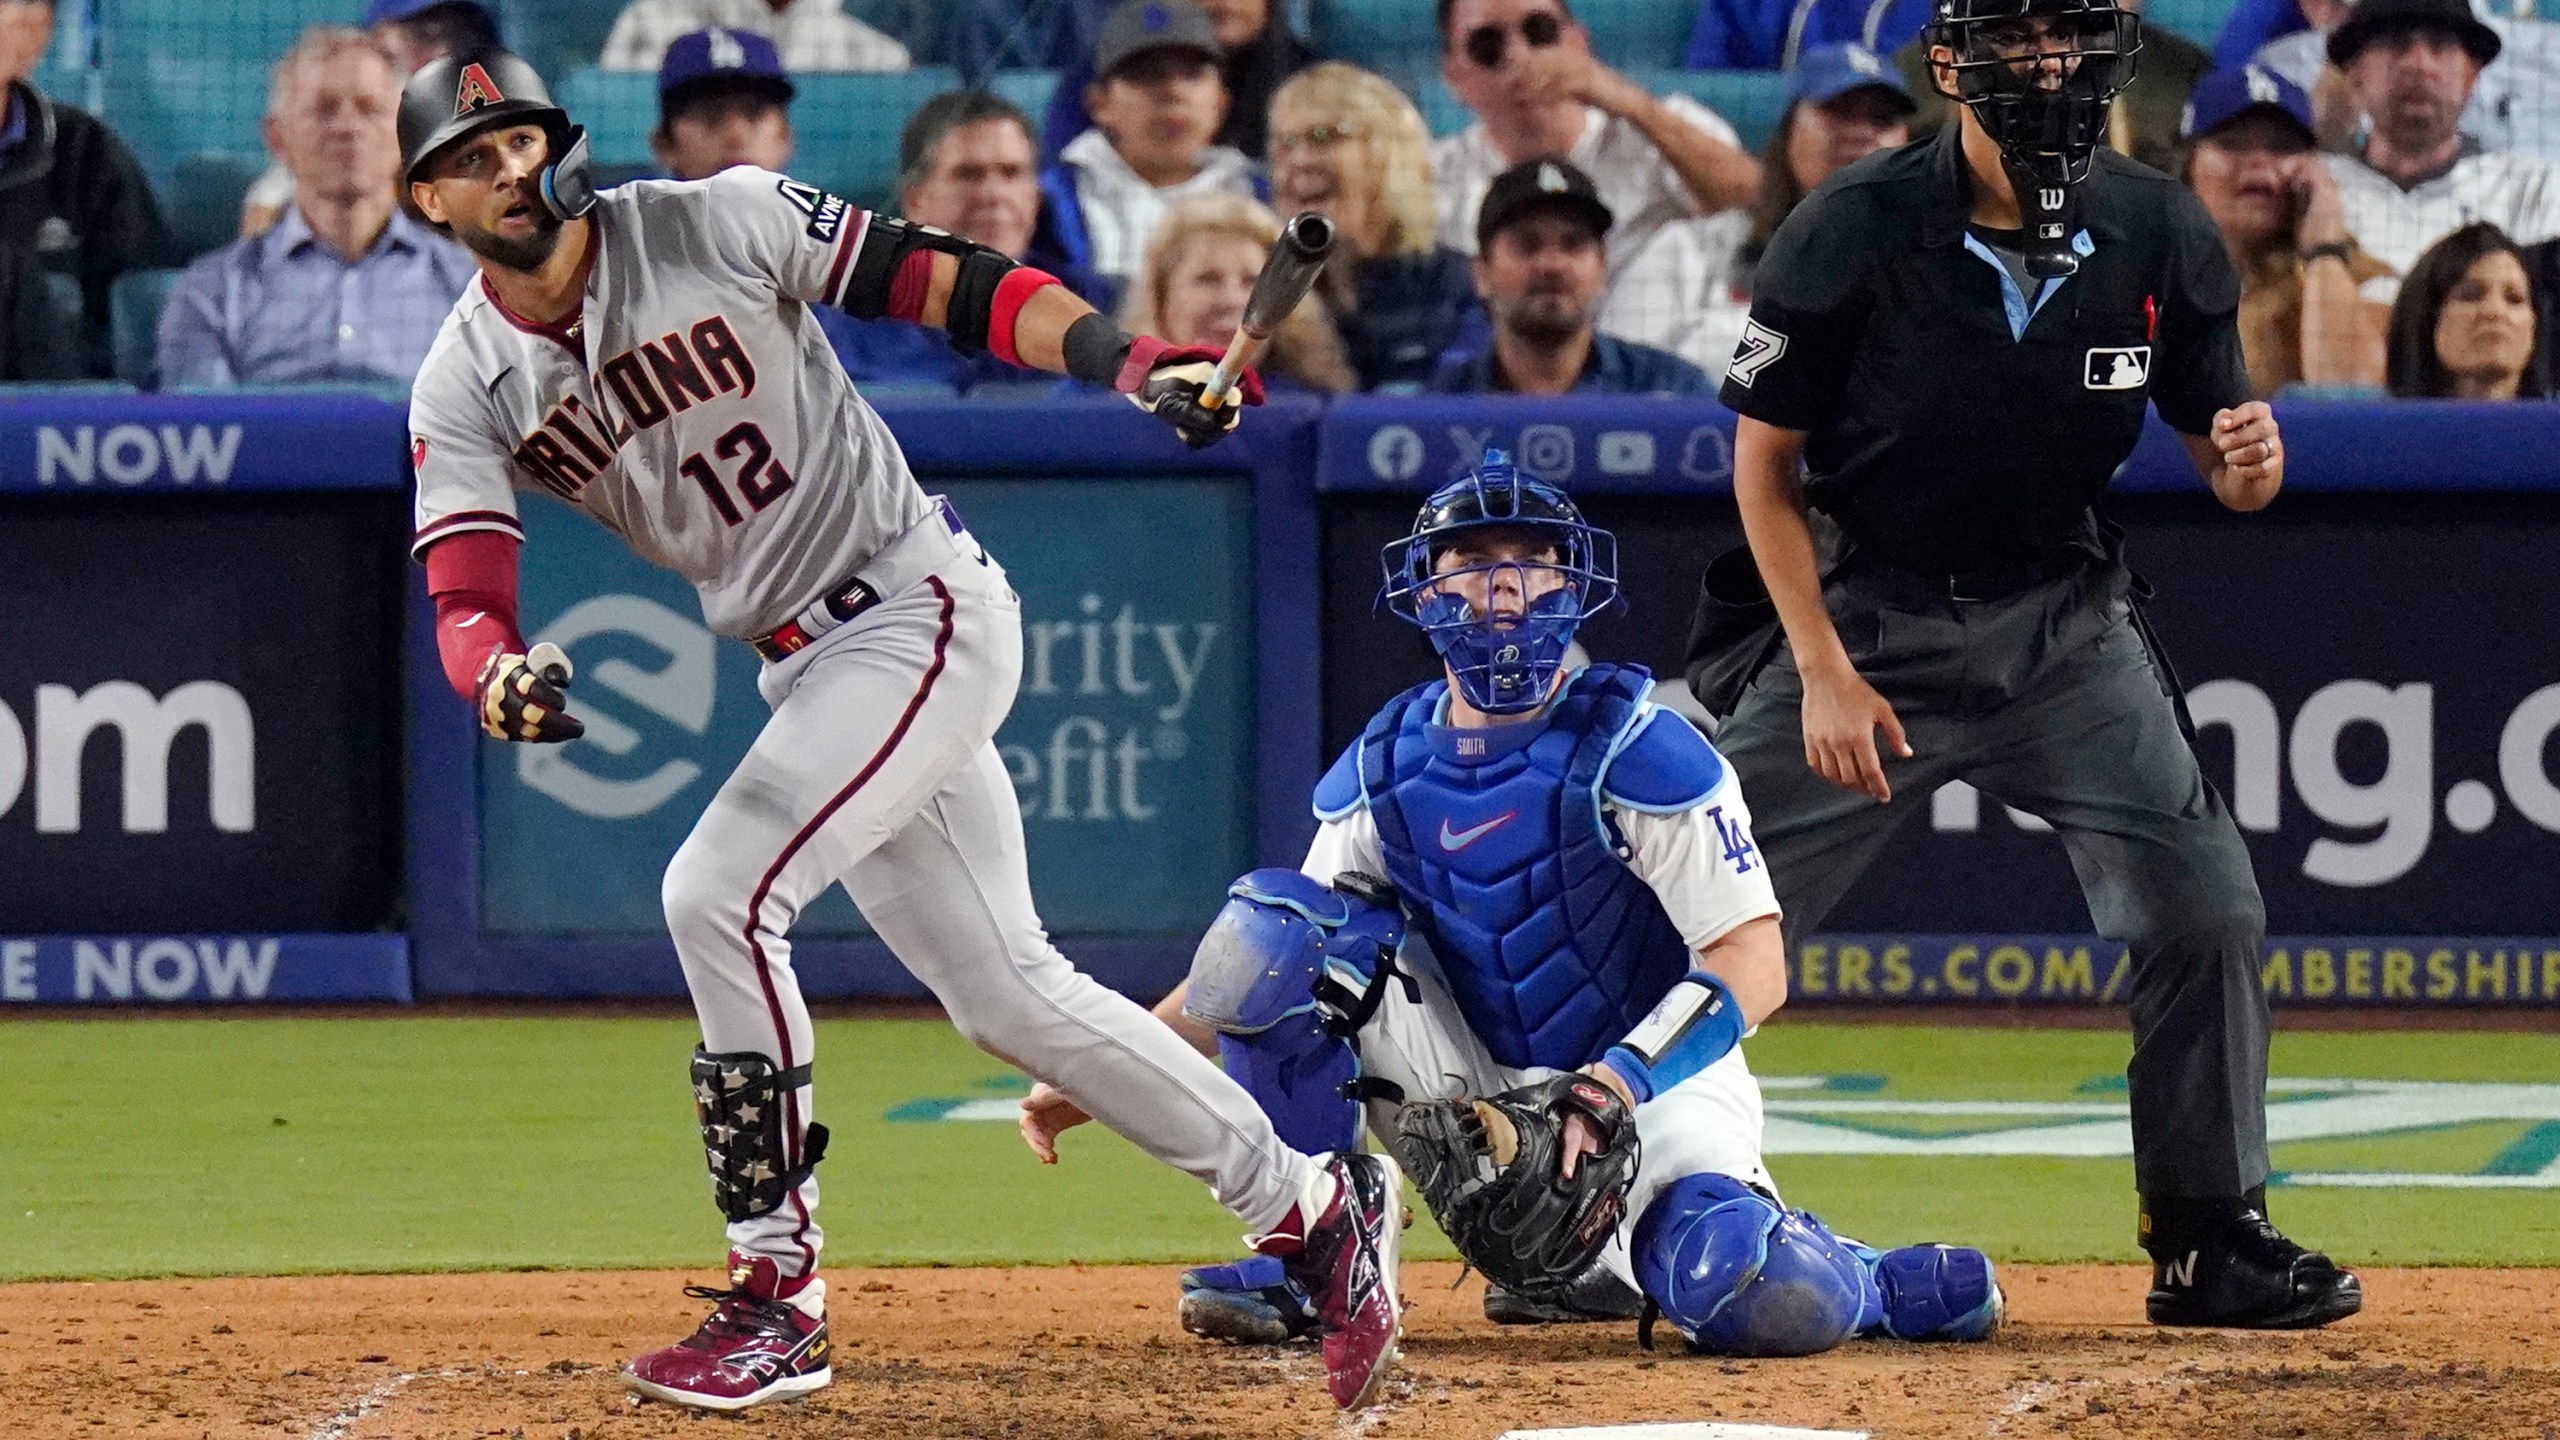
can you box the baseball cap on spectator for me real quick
[2326,0,2501,68]
[2180,64,2315,144]
[659,26,794,125]
[1476,157,1613,251]
[362,0,496,28]
[1788,42,1915,115]
[1092,1,1225,81]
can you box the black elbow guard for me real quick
[839,212,1021,354]
[943,247,1016,355]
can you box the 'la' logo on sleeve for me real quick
[2085,346,2151,391]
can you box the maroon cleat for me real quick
[1254,1153,1405,1409]
[623,1254,832,1411]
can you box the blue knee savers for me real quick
[1182,869,1405,1156]
[1632,1173,1877,1357]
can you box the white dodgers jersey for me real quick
[406,166,932,638]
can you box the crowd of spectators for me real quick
[8,0,2560,402]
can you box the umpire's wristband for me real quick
[1604,971,1745,1105]
[1061,312,1134,389]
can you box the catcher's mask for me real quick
[399,47,597,222]
[1930,0,2140,277]
[1378,453,1621,716]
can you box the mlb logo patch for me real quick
[2085,346,2151,391]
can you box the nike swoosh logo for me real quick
[457,612,486,629]
[1438,811,1518,852]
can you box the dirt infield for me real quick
[2,1264,2551,1440]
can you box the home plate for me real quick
[1495,1414,1873,1424]
[1498,1426,1868,1440]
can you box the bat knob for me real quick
[527,641,574,689]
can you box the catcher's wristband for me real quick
[1604,970,1745,1105]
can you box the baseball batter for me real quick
[396,48,1402,1414]
[1026,456,2004,1359]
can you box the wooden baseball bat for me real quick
[1199,212,1336,410]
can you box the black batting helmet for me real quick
[400,48,596,219]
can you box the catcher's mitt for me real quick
[1391,1074,1639,1296]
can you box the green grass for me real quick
[2,1017,2556,1282]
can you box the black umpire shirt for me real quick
[1718,123,2251,577]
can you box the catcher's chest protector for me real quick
[1357,665,1692,1070]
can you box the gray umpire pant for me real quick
[1711,563,2272,1204]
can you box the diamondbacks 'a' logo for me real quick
[453,62,505,116]
[1728,318,1787,388]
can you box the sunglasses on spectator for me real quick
[1463,11,1564,69]
[1271,123,1361,156]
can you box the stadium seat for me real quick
[498,0,621,81]
[1315,0,1697,68]
[561,65,1029,208]
[850,0,950,65]
[988,69,1062,131]
[111,268,182,389]
[1652,69,1793,154]
[32,269,83,331]
[95,0,338,193]
[2145,0,2242,47]
[168,154,265,263]
[507,0,949,74]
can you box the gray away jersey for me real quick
[406,166,933,639]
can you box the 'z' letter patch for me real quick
[2085,346,2152,391]
[1727,318,1788,388]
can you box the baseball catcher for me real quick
[1025,453,2003,1357]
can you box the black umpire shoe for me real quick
[1483,1266,1646,1325]
[2146,1210,2363,1329]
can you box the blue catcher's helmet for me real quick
[1378,452,1620,715]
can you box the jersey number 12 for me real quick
[680,421,795,527]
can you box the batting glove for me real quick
[1115,336,1264,450]
[475,642,584,743]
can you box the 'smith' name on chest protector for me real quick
[1357,665,1694,1071]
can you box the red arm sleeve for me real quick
[424,529,531,699]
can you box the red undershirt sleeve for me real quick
[423,529,530,699]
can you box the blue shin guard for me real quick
[1868,1243,2004,1342]
[1632,1174,1877,1358]
[1214,1010,1359,1155]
